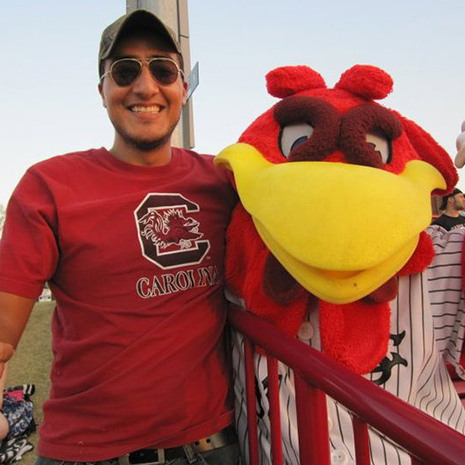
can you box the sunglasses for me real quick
[100,57,184,87]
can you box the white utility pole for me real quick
[126,0,195,149]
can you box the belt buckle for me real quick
[117,449,165,465]
[192,426,234,453]
[193,437,215,453]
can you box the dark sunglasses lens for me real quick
[112,60,141,86]
[149,60,179,85]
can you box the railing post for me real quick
[294,373,331,465]
[266,356,284,465]
[352,415,371,465]
[244,339,260,465]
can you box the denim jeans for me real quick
[36,443,241,465]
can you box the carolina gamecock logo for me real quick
[135,193,210,269]
[139,209,203,248]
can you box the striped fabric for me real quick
[427,224,465,377]
[232,226,465,465]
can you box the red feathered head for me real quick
[215,65,457,374]
[237,65,456,191]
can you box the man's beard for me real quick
[115,120,179,152]
[127,133,170,151]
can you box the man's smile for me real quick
[129,104,163,114]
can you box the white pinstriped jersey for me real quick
[427,225,465,377]
[231,226,465,465]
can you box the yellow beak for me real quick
[215,143,446,303]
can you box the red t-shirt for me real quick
[0,148,236,461]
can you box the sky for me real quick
[1,0,465,206]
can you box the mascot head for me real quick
[217,65,456,303]
[215,65,457,374]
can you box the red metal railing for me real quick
[229,305,465,465]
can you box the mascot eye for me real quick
[366,130,392,164]
[280,123,314,158]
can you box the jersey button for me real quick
[298,321,314,340]
[331,449,348,465]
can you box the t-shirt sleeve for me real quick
[0,169,59,298]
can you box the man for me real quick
[0,10,238,465]
[431,187,465,230]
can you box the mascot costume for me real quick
[215,65,465,465]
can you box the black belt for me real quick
[117,425,237,465]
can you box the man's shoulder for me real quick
[431,214,460,229]
[174,147,214,163]
[173,147,236,202]
[432,214,447,224]
[173,147,224,176]
[29,148,106,173]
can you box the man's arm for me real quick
[0,291,36,375]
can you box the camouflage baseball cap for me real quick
[98,9,182,76]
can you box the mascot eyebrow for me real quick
[340,104,403,168]
[274,97,339,162]
[275,96,403,167]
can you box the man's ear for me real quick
[182,81,188,105]
[98,82,107,109]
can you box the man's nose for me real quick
[132,64,160,95]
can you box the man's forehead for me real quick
[113,29,176,54]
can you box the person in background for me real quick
[0,9,238,465]
[431,187,465,231]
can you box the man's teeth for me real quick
[131,105,161,113]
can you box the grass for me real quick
[7,301,54,465]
